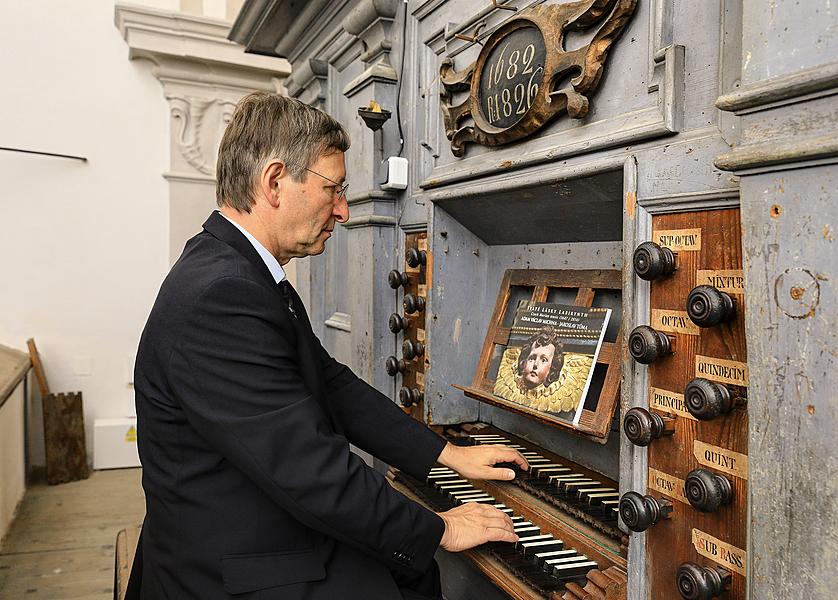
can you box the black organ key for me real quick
[575,486,613,495]
[531,464,570,476]
[494,462,527,478]
[559,480,599,496]
[533,549,576,567]
[520,538,565,557]
[548,474,588,486]
[451,489,489,499]
[586,491,620,506]
[460,496,496,504]
[515,534,554,550]
[598,499,621,520]
[436,479,474,491]
[550,559,598,580]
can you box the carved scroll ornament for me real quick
[440,0,637,157]
[169,96,237,175]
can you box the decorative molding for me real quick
[412,0,451,21]
[346,189,397,207]
[420,154,627,204]
[286,58,328,105]
[168,95,237,175]
[639,188,740,214]
[646,0,674,91]
[115,3,289,75]
[324,312,352,332]
[715,134,838,174]
[342,0,399,97]
[421,87,681,189]
[401,221,429,234]
[716,61,838,115]
[341,215,398,229]
[230,0,351,61]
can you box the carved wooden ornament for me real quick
[440,0,637,157]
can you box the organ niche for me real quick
[389,265,628,599]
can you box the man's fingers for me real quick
[484,526,519,543]
[484,467,517,481]
[489,446,529,470]
[481,512,515,531]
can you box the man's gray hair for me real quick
[216,92,350,212]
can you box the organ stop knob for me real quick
[685,378,736,421]
[685,468,733,513]
[676,563,731,600]
[403,294,426,314]
[388,313,410,333]
[399,387,423,407]
[388,270,409,289]
[619,492,673,532]
[633,241,677,280]
[384,356,406,377]
[628,325,673,364]
[686,285,736,327]
[405,248,427,268]
[623,407,675,446]
[402,340,425,360]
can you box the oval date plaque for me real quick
[477,25,546,130]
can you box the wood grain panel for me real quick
[645,208,748,599]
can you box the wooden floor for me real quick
[0,469,145,599]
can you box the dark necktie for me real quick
[278,280,297,319]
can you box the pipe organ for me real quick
[231,0,837,597]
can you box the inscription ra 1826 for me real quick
[478,26,546,129]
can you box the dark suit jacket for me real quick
[131,211,446,599]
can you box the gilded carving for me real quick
[440,0,637,156]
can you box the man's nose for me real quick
[334,195,349,223]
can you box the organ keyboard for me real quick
[389,425,628,600]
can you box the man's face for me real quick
[522,342,556,389]
[280,151,348,258]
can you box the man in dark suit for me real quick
[130,92,527,599]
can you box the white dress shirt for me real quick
[220,212,287,284]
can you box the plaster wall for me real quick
[0,1,171,466]
[0,384,26,543]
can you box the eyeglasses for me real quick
[298,165,348,202]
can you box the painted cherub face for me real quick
[522,342,556,389]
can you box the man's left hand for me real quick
[437,443,529,481]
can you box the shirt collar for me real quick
[219,212,286,284]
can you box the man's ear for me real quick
[259,160,286,209]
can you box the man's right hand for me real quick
[437,503,518,552]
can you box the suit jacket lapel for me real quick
[202,211,276,290]
[283,284,344,435]
[202,212,341,432]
